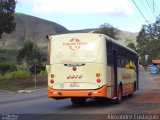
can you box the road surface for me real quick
[0,68,160,120]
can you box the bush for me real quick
[0,64,11,75]
[2,70,31,80]
[0,74,3,80]
[39,70,47,76]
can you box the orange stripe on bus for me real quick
[122,84,134,95]
[48,85,107,98]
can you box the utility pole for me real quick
[34,65,37,89]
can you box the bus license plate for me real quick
[70,83,80,87]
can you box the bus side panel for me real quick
[118,67,137,96]
[106,66,137,99]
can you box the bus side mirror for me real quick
[46,35,49,40]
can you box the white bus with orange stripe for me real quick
[46,33,139,105]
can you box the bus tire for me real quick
[128,93,133,97]
[134,82,137,91]
[115,87,122,104]
[71,98,86,105]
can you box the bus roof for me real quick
[104,35,138,55]
[49,33,138,55]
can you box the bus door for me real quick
[113,49,118,97]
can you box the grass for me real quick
[0,81,21,91]
[2,70,31,80]
[0,75,47,91]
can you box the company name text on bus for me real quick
[63,38,88,51]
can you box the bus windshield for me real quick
[50,35,103,64]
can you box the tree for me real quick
[136,25,150,50]
[17,40,46,69]
[145,39,160,59]
[136,15,160,64]
[94,23,118,39]
[127,42,137,51]
[0,0,16,38]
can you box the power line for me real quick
[153,0,155,12]
[145,0,155,19]
[146,0,152,12]
[131,0,149,23]
[153,0,160,17]
[139,0,155,21]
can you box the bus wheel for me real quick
[128,93,133,97]
[71,98,86,105]
[115,87,122,104]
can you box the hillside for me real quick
[71,29,138,45]
[0,13,138,49]
[0,13,69,49]
[116,30,138,46]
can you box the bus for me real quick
[46,33,139,105]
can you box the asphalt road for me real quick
[0,67,160,120]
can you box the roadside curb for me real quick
[17,90,35,93]
[17,88,47,93]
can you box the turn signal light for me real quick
[51,74,55,78]
[96,73,100,77]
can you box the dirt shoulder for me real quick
[121,71,160,114]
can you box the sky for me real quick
[15,0,160,33]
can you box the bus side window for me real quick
[118,47,121,67]
[107,41,112,66]
[121,48,125,68]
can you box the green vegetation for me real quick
[0,40,47,91]
[39,70,47,76]
[0,81,21,91]
[136,16,160,65]
[1,70,31,80]
[0,0,16,38]
[0,49,18,76]
[17,40,47,69]
[127,42,137,52]
[94,23,118,39]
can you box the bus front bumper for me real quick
[48,86,107,98]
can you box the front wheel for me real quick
[71,98,86,105]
